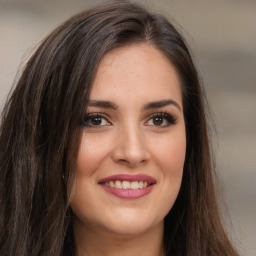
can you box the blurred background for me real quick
[0,0,255,255]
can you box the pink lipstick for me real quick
[98,174,156,199]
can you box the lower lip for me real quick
[101,185,154,199]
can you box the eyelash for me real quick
[146,112,177,127]
[82,112,177,128]
[82,113,111,127]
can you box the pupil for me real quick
[153,117,163,125]
[91,117,102,125]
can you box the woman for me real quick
[0,1,239,255]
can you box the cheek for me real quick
[72,134,111,223]
[76,133,110,176]
[149,129,186,211]
[160,139,185,213]
[150,130,186,175]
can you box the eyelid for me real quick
[85,112,110,118]
[82,112,112,127]
[145,112,177,127]
[82,111,177,128]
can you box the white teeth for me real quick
[103,180,150,189]
[122,181,131,189]
[115,180,122,189]
[109,181,115,188]
[130,181,139,189]
[138,181,144,189]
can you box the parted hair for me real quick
[0,1,239,255]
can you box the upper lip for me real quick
[98,174,156,184]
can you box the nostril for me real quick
[111,138,150,167]
[117,158,141,167]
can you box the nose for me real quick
[111,125,150,167]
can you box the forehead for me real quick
[90,44,182,107]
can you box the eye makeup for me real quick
[82,113,111,128]
[145,112,177,127]
[82,111,177,129]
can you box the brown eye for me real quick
[145,113,177,127]
[90,117,103,125]
[152,117,164,126]
[83,114,111,127]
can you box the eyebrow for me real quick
[87,99,181,111]
[88,100,118,110]
[143,99,181,111]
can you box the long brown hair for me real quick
[0,1,239,255]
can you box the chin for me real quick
[100,211,163,236]
[104,223,160,237]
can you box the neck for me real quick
[73,219,165,256]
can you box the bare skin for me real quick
[74,217,165,256]
[71,44,186,256]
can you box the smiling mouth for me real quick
[101,180,152,190]
[98,174,156,198]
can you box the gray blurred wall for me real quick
[0,0,255,255]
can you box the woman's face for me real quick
[71,44,186,236]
